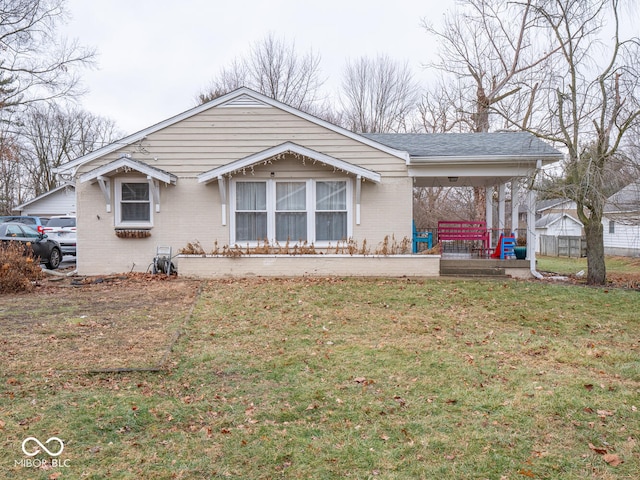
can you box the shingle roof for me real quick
[362,132,561,158]
[604,181,640,213]
[535,212,582,229]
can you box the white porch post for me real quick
[527,188,538,267]
[217,176,227,226]
[511,180,520,237]
[355,175,362,225]
[485,186,493,248]
[498,183,506,235]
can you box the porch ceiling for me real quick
[413,175,523,188]
[408,161,541,188]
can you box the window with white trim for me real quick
[315,181,347,241]
[235,181,267,241]
[115,178,153,227]
[231,179,350,244]
[276,182,307,241]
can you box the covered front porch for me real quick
[366,132,564,277]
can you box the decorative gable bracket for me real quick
[80,155,177,214]
[148,176,161,213]
[97,176,112,213]
[199,142,380,227]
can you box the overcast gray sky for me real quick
[63,0,453,134]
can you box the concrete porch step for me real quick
[440,266,507,277]
[440,258,527,277]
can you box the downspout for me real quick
[528,160,543,279]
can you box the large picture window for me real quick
[232,179,350,244]
[115,179,152,227]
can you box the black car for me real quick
[0,222,62,269]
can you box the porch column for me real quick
[527,188,537,264]
[511,180,520,237]
[498,183,506,235]
[485,186,493,248]
[217,176,227,226]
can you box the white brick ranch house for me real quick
[56,87,562,277]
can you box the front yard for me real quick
[0,273,638,479]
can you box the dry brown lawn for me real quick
[0,274,201,374]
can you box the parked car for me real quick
[0,222,62,269]
[0,215,49,234]
[43,215,76,256]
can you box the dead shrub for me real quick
[180,235,413,257]
[0,242,44,293]
[179,240,205,255]
[374,235,412,255]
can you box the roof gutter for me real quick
[409,154,562,165]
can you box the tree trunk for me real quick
[473,187,486,221]
[584,218,606,285]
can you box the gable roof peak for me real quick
[55,87,409,176]
[198,141,381,184]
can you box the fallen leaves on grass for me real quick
[603,454,623,466]
[588,443,608,455]
[518,469,536,478]
[588,443,624,466]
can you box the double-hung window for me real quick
[115,179,152,227]
[276,182,307,242]
[232,179,350,244]
[235,182,267,241]
[315,181,347,241]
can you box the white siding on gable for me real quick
[603,216,640,256]
[545,217,583,237]
[17,186,76,216]
[75,106,407,179]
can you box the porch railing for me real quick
[413,222,529,258]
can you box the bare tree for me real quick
[19,103,120,196]
[197,58,249,104]
[0,0,95,115]
[417,78,476,133]
[423,0,557,133]
[413,186,476,232]
[502,0,640,285]
[339,55,420,133]
[198,33,325,113]
[0,132,24,214]
[422,0,559,220]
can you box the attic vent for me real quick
[219,94,269,108]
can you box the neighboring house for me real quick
[535,212,583,253]
[56,87,562,276]
[518,198,578,229]
[535,198,577,221]
[603,182,640,257]
[12,182,76,217]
